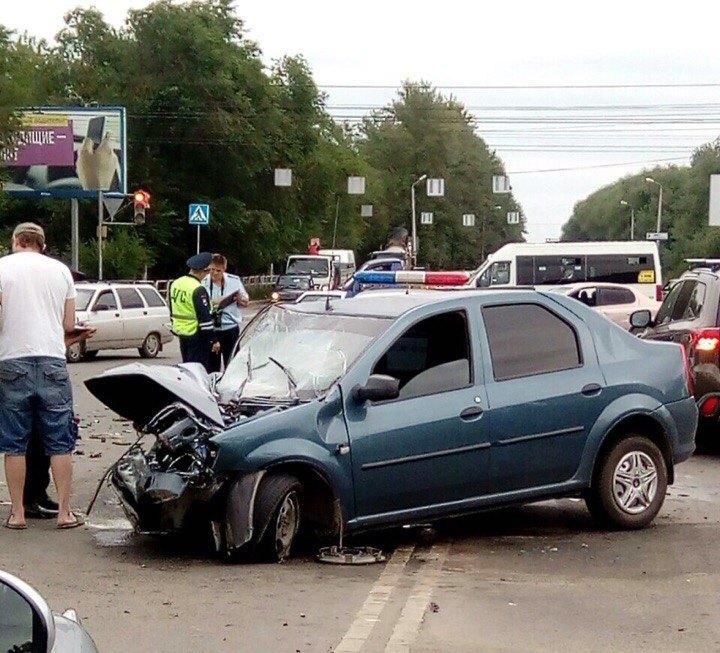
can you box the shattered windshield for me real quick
[216,305,392,403]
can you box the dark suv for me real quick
[632,263,720,425]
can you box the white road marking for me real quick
[384,541,451,653]
[334,544,416,653]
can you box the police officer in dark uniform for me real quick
[168,252,216,371]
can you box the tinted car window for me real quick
[516,256,534,285]
[665,280,698,322]
[482,303,581,381]
[93,290,117,311]
[586,255,656,284]
[116,287,144,309]
[682,282,705,320]
[138,287,165,307]
[534,256,584,285]
[654,280,685,325]
[373,311,471,400]
[597,287,635,306]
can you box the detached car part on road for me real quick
[86,289,698,562]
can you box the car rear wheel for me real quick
[586,435,667,529]
[255,474,302,562]
[83,350,98,360]
[139,333,161,358]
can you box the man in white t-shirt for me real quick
[0,223,92,530]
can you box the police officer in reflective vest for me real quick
[169,252,215,371]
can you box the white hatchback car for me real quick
[553,282,662,330]
[67,283,173,362]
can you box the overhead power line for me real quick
[318,82,720,90]
[507,156,690,175]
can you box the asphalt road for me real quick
[2,333,720,652]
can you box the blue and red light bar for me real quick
[354,270,470,286]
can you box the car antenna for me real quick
[325,294,332,312]
[405,284,410,295]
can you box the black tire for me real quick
[83,350,99,360]
[252,474,302,562]
[139,332,161,358]
[586,435,668,529]
[65,342,84,363]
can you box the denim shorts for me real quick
[0,357,77,455]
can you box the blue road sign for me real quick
[188,203,210,225]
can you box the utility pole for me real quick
[620,200,635,240]
[645,177,663,233]
[70,199,79,271]
[410,174,427,267]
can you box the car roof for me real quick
[289,288,541,318]
[76,282,157,290]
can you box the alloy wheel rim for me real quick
[613,451,658,515]
[274,492,299,559]
[68,343,81,360]
[146,335,159,355]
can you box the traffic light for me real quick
[133,190,150,224]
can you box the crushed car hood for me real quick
[85,362,224,428]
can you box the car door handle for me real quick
[143,311,148,315]
[581,383,602,396]
[114,313,120,318]
[460,406,484,420]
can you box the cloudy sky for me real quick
[4,0,720,242]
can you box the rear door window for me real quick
[482,303,581,381]
[596,287,635,306]
[138,287,166,307]
[116,287,144,309]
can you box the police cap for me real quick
[186,252,212,270]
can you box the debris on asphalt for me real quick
[74,450,85,456]
[429,602,440,613]
[317,546,385,565]
[90,453,102,459]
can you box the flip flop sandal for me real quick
[57,512,84,530]
[4,515,27,530]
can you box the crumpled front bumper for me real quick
[111,449,217,534]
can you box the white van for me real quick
[286,255,336,290]
[468,241,663,300]
[318,249,356,283]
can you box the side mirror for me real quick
[630,309,652,329]
[354,374,400,403]
[0,571,55,653]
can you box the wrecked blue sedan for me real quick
[86,289,698,561]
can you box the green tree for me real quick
[562,140,720,276]
[359,83,524,268]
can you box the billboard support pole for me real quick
[70,199,79,271]
[98,191,103,280]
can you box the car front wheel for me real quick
[254,474,302,562]
[139,333,161,358]
[586,435,668,529]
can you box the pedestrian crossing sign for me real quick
[188,203,210,225]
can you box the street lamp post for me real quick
[410,174,428,267]
[620,200,635,240]
[645,177,663,233]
